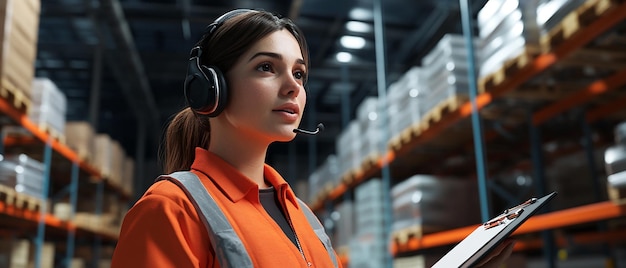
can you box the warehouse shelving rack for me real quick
[311,0,626,266]
[0,94,126,266]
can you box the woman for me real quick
[111,9,340,268]
[111,8,513,268]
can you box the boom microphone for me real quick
[293,123,324,135]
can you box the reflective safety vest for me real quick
[157,171,339,268]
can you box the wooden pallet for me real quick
[478,46,540,93]
[0,184,42,211]
[419,95,469,132]
[388,122,423,152]
[359,152,380,174]
[0,79,31,114]
[540,0,616,52]
[390,224,446,244]
[0,184,17,206]
[608,185,626,205]
[38,123,66,144]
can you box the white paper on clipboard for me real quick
[432,191,557,268]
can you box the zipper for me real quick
[280,186,312,267]
[288,215,312,267]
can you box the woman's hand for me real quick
[475,239,516,268]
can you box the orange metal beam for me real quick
[0,98,102,179]
[533,68,626,125]
[0,200,76,231]
[586,94,626,122]
[392,201,626,255]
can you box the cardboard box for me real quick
[65,121,96,163]
[0,0,40,97]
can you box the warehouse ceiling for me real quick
[36,0,488,176]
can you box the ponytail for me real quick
[159,108,210,174]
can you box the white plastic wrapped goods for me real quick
[537,0,587,33]
[391,175,481,232]
[0,154,45,200]
[605,144,626,189]
[387,67,423,136]
[608,171,626,189]
[30,78,67,134]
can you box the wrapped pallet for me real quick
[308,154,340,204]
[605,121,626,204]
[478,0,541,77]
[356,96,385,164]
[350,178,387,268]
[420,34,479,116]
[390,175,480,234]
[336,121,362,177]
[0,154,45,200]
[30,78,67,136]
[387,67,423,138]
[0,0,40,102]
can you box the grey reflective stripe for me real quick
[296,198,339,268]
[157,171,253,268]
[159,171,338,268]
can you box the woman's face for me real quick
[222,29,307,143]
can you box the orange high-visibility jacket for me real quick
[111,148,342,267]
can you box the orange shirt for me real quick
[111,147,341,267]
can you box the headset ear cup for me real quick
[202,66,228,117]
[184,56,216,114]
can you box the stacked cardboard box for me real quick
[93,134,127,187]
[0,0,40,99]
[65,121,96,163]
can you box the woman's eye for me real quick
[294,71,305,80]
[257,63,272,72]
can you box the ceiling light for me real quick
[336,52,352,63]
[346,21,371,33]
[349,8,373,21]
[340,36,366,49]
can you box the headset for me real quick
[183,9,254,117]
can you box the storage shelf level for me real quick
[391,201,626,255]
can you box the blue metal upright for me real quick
[340,64,353,204]
[34,138,53,268]
[373,1,392,267]
[92,180,104,268]
[529,120,556,268]
[64,161,80,267]
[459,0,491,222]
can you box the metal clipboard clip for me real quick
[483,197,537,230]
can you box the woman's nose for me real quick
[280,74,302,97]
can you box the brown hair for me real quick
[160,10,310,174]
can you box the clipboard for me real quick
[432,191,557,268]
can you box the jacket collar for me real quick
[190,147,298,207]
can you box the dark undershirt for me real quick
[259,187,298,247]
